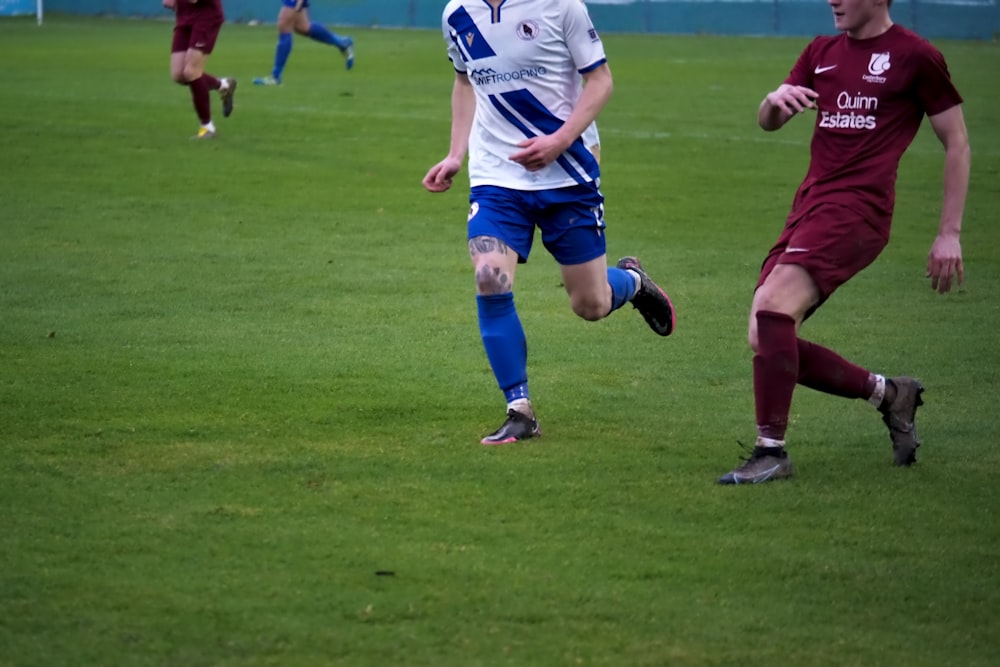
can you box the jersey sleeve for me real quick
[785,39,818,89]
[914,42,964,116]
[442,3,467,74]
[562,0,607,74]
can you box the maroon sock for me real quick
[797,339,874,399]
[202,73,221,91]
[189,76,211,124]
[753,310,799,441]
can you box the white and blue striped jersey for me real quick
[441,0,606,191]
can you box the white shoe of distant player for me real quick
[193,125,215,140]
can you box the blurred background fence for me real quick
[13,0,1000,39]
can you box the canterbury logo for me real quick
[465,32,474,47]
[869,52,891,76]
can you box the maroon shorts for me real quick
[757,203,888,306]
[171,14,223,55]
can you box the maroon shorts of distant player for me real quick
[172,12,224,54]
[757,203,888,307]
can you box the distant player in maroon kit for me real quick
[718,0,970,484]
[164,0,237,139]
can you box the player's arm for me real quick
[422,72,475,193]
[555,63,613,153]
[925,104,971,293]
[162,0,176,10]
[510,63,612,172]
[758,83,818,131]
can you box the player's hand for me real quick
[510,135,566,172]
[422,157,462,193]
[766,83,819,114]
[162,0,176,10]
[926,232,964,294]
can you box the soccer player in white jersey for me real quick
[422,0,677,445]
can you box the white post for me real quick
[36,0,42,25]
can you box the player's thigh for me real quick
[469,237,519,294]
[292,9,311,33]
[182,48,208,80]
[188,16,223,58]
[276,6,305,32]
[170,24,191,80]
[749,263,818,346]
[468,186,536,263]
[758,204,886,301]
[169,49,188,81]
[560,256,608,294]
[538,184,606,267]
[560,256,611,319]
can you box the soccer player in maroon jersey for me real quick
[164,0,237,139]
[718,0,970,484]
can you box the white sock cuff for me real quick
[868,374,886,408]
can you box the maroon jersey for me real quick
[176,0,224,22]
[784,24,962,234]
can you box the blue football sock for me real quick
[477,293,529,402]
[607,266,638,312]
[308,22,349,50]
[272,32,292,80]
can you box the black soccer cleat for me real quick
[480,409,540,445]
[616,256,676,336]
[220,78,237,118]
[718,442,794,485]
[879,377,925,466]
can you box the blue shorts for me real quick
[281,0,308,8]
[468,183,607,265]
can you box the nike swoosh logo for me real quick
[736,464,781,484]
[814,65,837,74]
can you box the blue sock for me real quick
[477,294,529,403]
[308,22,349,50]
[607,267,638,312]
[272,32,292,80]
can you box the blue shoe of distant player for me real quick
[342,38,354,71]
[253,75,281,86]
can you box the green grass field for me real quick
[1,14,998,667]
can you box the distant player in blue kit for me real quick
[422,0,678,445]
[253,0,354,86]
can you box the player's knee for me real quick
[474,263,511,295]
[571,294,610,322]
[182,65,203,82]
